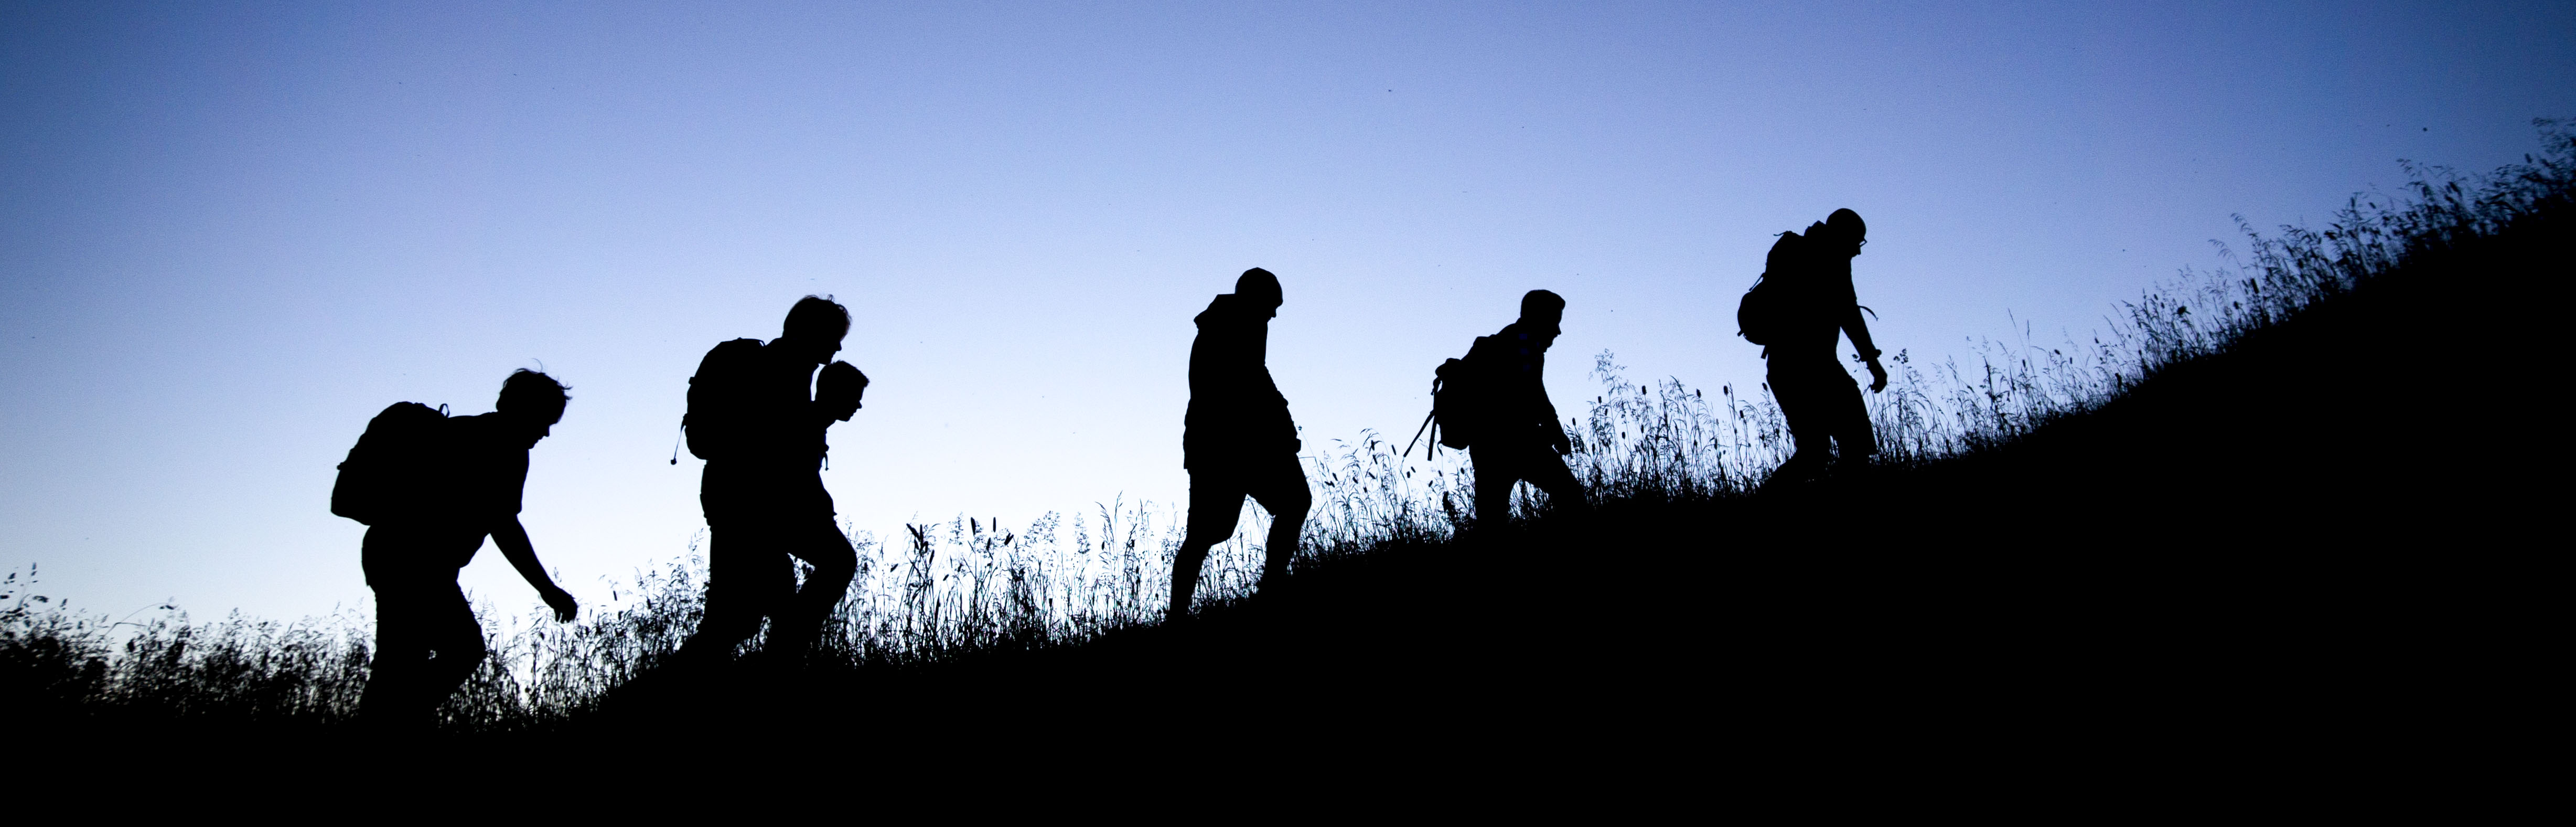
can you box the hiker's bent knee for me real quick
[1262,489,1311,521]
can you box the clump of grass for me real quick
[2,566,374,727]
[9,119,2567,733]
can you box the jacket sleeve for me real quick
[1832,268,1879,358]
[1531,357,1565,440]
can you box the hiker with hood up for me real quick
[1463,289,1586,529]
[1742,208,1887,483]
[1171,268,1311,616]
[677,295,865,664]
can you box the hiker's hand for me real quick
[1866,359,1888,393]
[541,586,577,622]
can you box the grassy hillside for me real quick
[9,123,2565,764]
[563,121,2574,761]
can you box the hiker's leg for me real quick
[775,515,856,657]
[684,521,792,658]
[417,579,486,711]
[1173,470,1248,614]
[358,526,464,727]
[359,581,433,724]
[686,464,783,659]
[1525,449,1586,514]
[1826,373,1876,469]
[1768,364,1834,481]
[1470,444,1521,530]
[1246,454,1312,586]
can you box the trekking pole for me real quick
[669,418,684,465]
[1402,409,1436,459]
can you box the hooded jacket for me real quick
[1183,293,1298,468]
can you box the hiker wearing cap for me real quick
[1738,208,1887,484]
[1170,268,1311,616]
[1466,290,1586,529]
[676,295,865,664]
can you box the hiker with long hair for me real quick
[338,369,578,728]
[1461,290,1586,529]
[1740,208,1887,483]
[677,295,865,664]
[1171,268,1311,616]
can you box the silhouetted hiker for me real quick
[331,369,578,729]
[678,295,865,665]
[1171,268,1311,616]
[1446,290,1585,531]
[1737,208,1887,484]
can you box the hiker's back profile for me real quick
[1169,267,1311,616]
[1738,208,1888,484]
[334,369,578,729]
[678,295,865,666]
[1447,289,1585,531]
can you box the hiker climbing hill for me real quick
[1171,268,1311,616]
[678,295,867,667]
[1738,207,1888,484]
[1429,289,1586,531]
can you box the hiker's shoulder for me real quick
[1194,293,1243,327]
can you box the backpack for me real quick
[1407,334,1501,458]
[331,401,453,525]
[1736,230,1809,346]
[683,338,766,461]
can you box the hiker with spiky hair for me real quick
[1741,208,1887,484]
[1171,268,1311,616]
[345,369,578,728]
[678,295,865,664]
[1464,289,1586,529]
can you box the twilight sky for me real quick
[5,2,2570,621]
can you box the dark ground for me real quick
[554,207,2551,784]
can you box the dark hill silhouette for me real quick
[560,186,2550,773]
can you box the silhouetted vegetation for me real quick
[8,120,2564,744]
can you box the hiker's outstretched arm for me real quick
[1536,386,1570,454]
[1843,306,1880,362]
[492,516,577,622]
[1843,307,1888,393]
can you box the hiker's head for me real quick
[1519,289,1565,344]
[1235,268,1282,314]
[497,369,570,442]
[1823,208,1867,256]
[817,361,866,422]
[780,295,852,364]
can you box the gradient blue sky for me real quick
[6,2,2570,621]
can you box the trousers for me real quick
[1471,440,1583,527]
[358,525,486,726]
[1769,357,1874,461]
[1173,451,1311,611]
[688,463,857,658]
